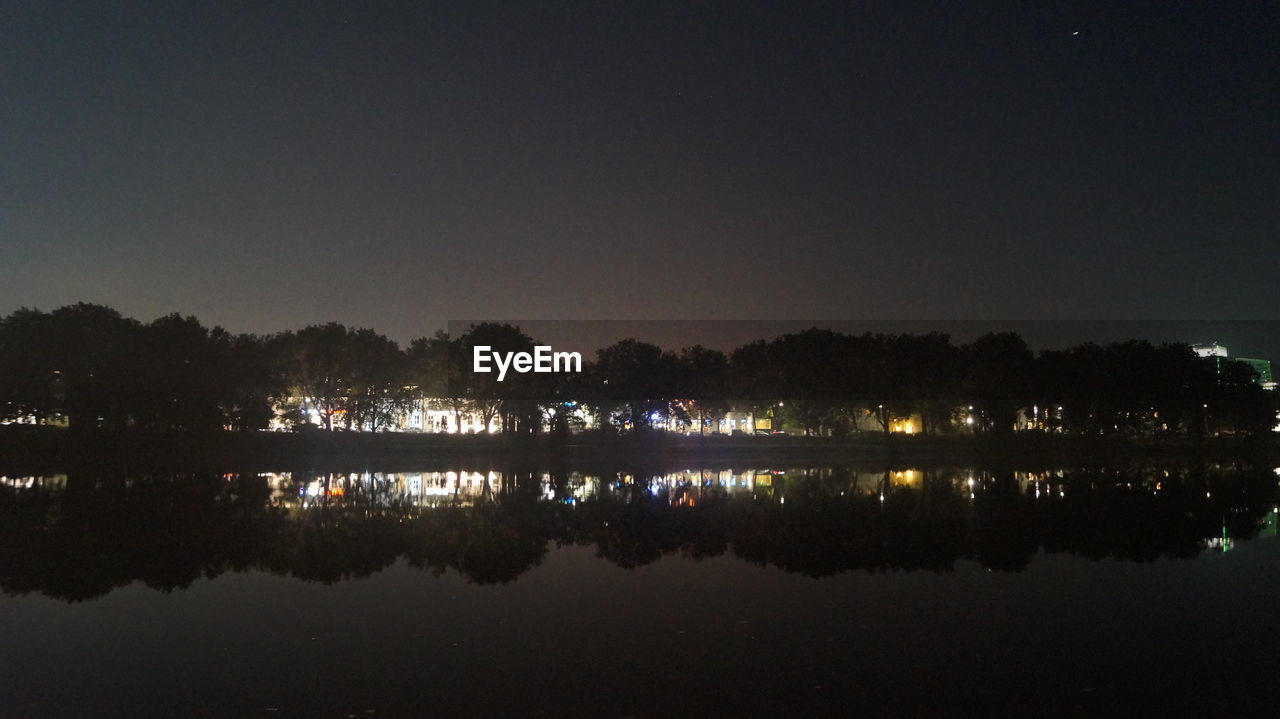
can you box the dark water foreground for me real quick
[2,461,1279,716]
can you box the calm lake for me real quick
[2,461,1279,716]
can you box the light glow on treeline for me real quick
[0,305,1275,437]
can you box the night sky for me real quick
[3,1,1277,344]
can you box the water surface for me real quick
[2,462,1278,715]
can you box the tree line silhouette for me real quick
[1,303,1275,437]
[0,463,1274,601]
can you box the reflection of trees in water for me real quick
[0,462,1276,601]
[0,473,285,601]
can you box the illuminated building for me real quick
[888,417,915,434]
[1192,343,1275,391]
[1191,343,1228,359]
[1237,357,1273,386]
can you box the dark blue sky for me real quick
[2,1,1277,341]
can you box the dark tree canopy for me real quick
[2,305,1275,437]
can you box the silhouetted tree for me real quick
[962,332,1033,433]
[676,345,731,435]
[587,339,676,431]
[278,323,409,431]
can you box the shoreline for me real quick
[2,425,1276,474]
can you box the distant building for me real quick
[1236,357,1273,385]
[1191,343,1228,359]
[1192,343,1275,391]
[1262,505,1278,539]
